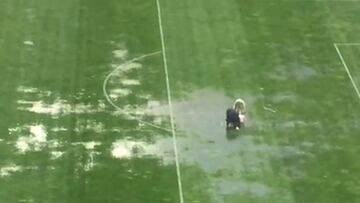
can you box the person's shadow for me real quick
[225,128,241,140]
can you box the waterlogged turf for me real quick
[1,0,360,203]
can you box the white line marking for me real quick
[156,0,185,203]
[334,43,360,100]
[103,51,173,132]
[335,43,360,46]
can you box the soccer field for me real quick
[1,0,360,202]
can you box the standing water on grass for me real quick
[2,0,360,203]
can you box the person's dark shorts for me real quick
[226,108,241,128]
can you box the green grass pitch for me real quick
[0,0,360,203]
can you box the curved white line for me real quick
[103,51,172,132]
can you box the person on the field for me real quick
[226,98,246,130]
